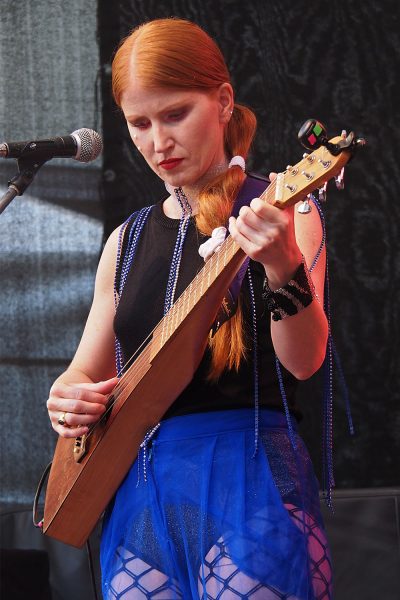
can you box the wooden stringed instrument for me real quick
[42,122,364,547]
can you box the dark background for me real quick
[98,0,399,490]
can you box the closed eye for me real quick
[131,119,150,130]
[167,109,187,122]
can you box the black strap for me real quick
[32,461,52,530]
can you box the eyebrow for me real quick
[124,100,192,122]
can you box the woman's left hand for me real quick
[228,195,303,290]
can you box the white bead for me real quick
[228,155,246,172]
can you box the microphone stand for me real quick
[0,156,48,215]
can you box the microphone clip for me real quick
[0,156,47,215]
[9,155,48,196]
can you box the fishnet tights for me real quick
[106,547,183,599]
[105,504,331,599]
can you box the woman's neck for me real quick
[163,159,229,219]
[163,190,198,219]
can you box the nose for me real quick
[152,123,173,154]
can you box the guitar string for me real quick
[81,154,333,440]
[107,151,322,386]
[83,231,243,439]
[80,175,295,440]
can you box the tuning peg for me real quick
[319,182,328,202]
[335,167,345,190]
[297,195,313,214]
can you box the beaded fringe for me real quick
[112,193,353,508]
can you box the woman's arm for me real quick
[47,227,121,437]
[269,205,328,379]
[229,194,328,380]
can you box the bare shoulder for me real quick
[68,225,124,381]
[94,225,124,294]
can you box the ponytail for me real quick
[195,104,257,380]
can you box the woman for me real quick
[47,18,332,599]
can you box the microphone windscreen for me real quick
[71,128,103,163]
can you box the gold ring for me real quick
[58,411,68,426]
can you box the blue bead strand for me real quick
[113,191,193,487]
[136,423,161,487]
[163,188,192,314]
[114,206,154,376]
[332,338,354,435]
[309,195,354,506]
[247,268,260,457]
[274,357,298,452]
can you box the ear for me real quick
[217,83,234,124]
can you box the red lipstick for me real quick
[159,158,183,171]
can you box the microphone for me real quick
[0,128,103,163]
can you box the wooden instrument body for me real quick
[43,248,246,547]
[42,135,357,547]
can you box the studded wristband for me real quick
[262,257,316,321]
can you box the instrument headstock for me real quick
[270,119,366,209]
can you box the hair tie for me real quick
[228,155,246,172]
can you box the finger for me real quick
[249,197,290,223]
[237,203,288,241]
[237,204,264,231]
[76,377,119,394]
[48,383,110,408]
[47,394,108,416]
[53,409,104,427]
[54,422,89,439]
[235,214,275,247]
[48,408,88,434]
[61,411,103,428]
[228,217,266,256]
[49,407,104,438]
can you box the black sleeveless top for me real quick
[114,200,299,420]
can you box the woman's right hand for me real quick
[47,376,118,438]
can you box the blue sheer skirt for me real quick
[100,409,332,599]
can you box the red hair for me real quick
[112,18,257,379]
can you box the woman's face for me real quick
[120,79,233,189]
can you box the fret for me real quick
[199,260,205,297]
[192,271,200,307]
[193,271,202,310]
[160,315,167,348]
[164,310,172,343]
[176,288,184,330]
[170,299,178,334]
[215,245,220,280]
[154,319,165,354]
[151,233,245,354]
[187,280,194,315]
[183,279,191,319]
[207,255,212,288]
[166,310,173,343]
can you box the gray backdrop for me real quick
[0,0,103,505]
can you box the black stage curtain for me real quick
[97,0,400,490]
